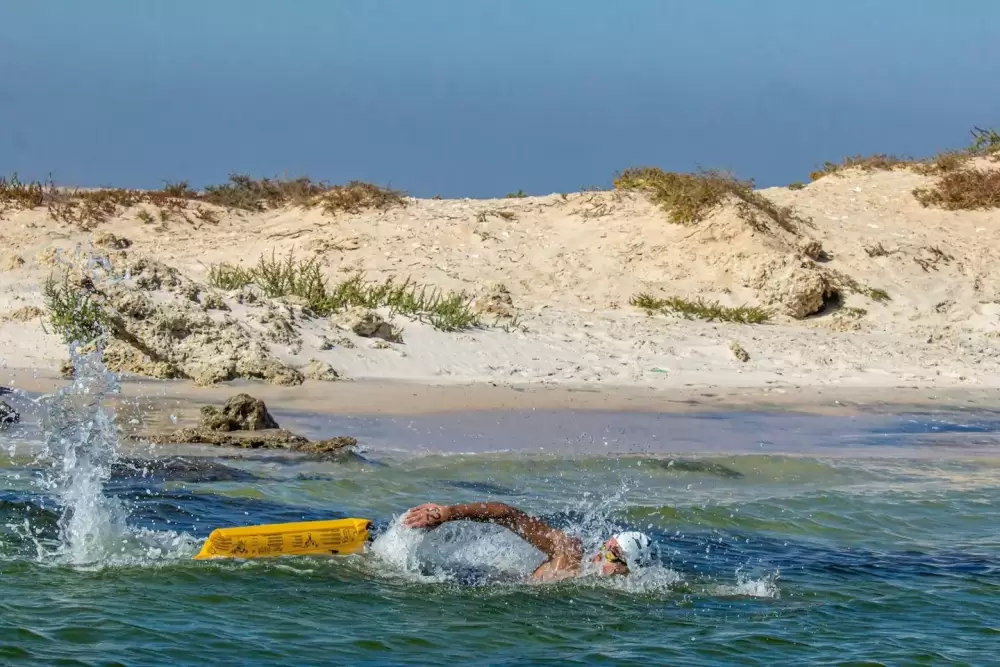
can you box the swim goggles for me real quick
[600,542,626,566]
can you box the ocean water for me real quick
[1,361,998,665]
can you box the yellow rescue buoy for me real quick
[193,517,372,560]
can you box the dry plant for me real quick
[614,167,810,234]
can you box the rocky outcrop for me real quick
[302,359,340,381]
[200,393,280,431]
[135,394,357,458]
[77,255,306,386]
[742,256,832,319]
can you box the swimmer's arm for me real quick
[443,502,581,562]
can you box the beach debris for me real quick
[729,341,750,362]
[302,359,340,381]
[0,400,19,428]
[200,393,280,431]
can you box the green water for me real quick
[1,387,999,665]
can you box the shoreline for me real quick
[3,367,998,417]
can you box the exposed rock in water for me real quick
[111,456,259,482]
[135,394,358,456]
[143,427,308,448]
[302,359,340,381]
[0,401,20,428]
[200,393,280,431]
[93,232,132,250]
[291,436,358,456]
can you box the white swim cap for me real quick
[613,531,653,569]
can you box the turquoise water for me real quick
[1,369,998,665]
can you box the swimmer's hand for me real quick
[402,503,449,530]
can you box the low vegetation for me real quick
[0,173,45,211]
[42,274,108,344]
[0,173,407,228]
[805,126,1000,211]
[208,251,480,331]
[613,167,810,234]
[913,168,1000,210]
[809,154,910,181]
[629,293,770,324]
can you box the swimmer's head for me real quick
[590,531,653,576]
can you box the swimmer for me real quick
[402,502,653,582]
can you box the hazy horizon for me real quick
[2,1,998,198]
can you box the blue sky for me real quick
[1,1,998,197]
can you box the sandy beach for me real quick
[2,163,999,412]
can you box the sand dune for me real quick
[1,164,998,394]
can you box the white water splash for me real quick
[35,347,129,564]
[711,568,780,598]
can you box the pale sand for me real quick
[1,164,999,411]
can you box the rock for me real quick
[3,306,43,322]
[116,257,181,291]
[729,341,750,362]
[200,393,280,432]
[350,311,402,342]
[302,359,340,381]
[291,436,358,456]
[746,257,831,319]
[93,233,132,250]
[198,291,230,311]
[234,359,304,386]
[142,426,308,448]
[0,253,25,272]
[102,340,183,379]
[0,401,19,428]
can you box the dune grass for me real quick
[0,174,45,211]
[1,173,407,228]
[208,251,480,332]
[630,293,770,324]
[807,126,1000,211]
[613,167,810,234]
